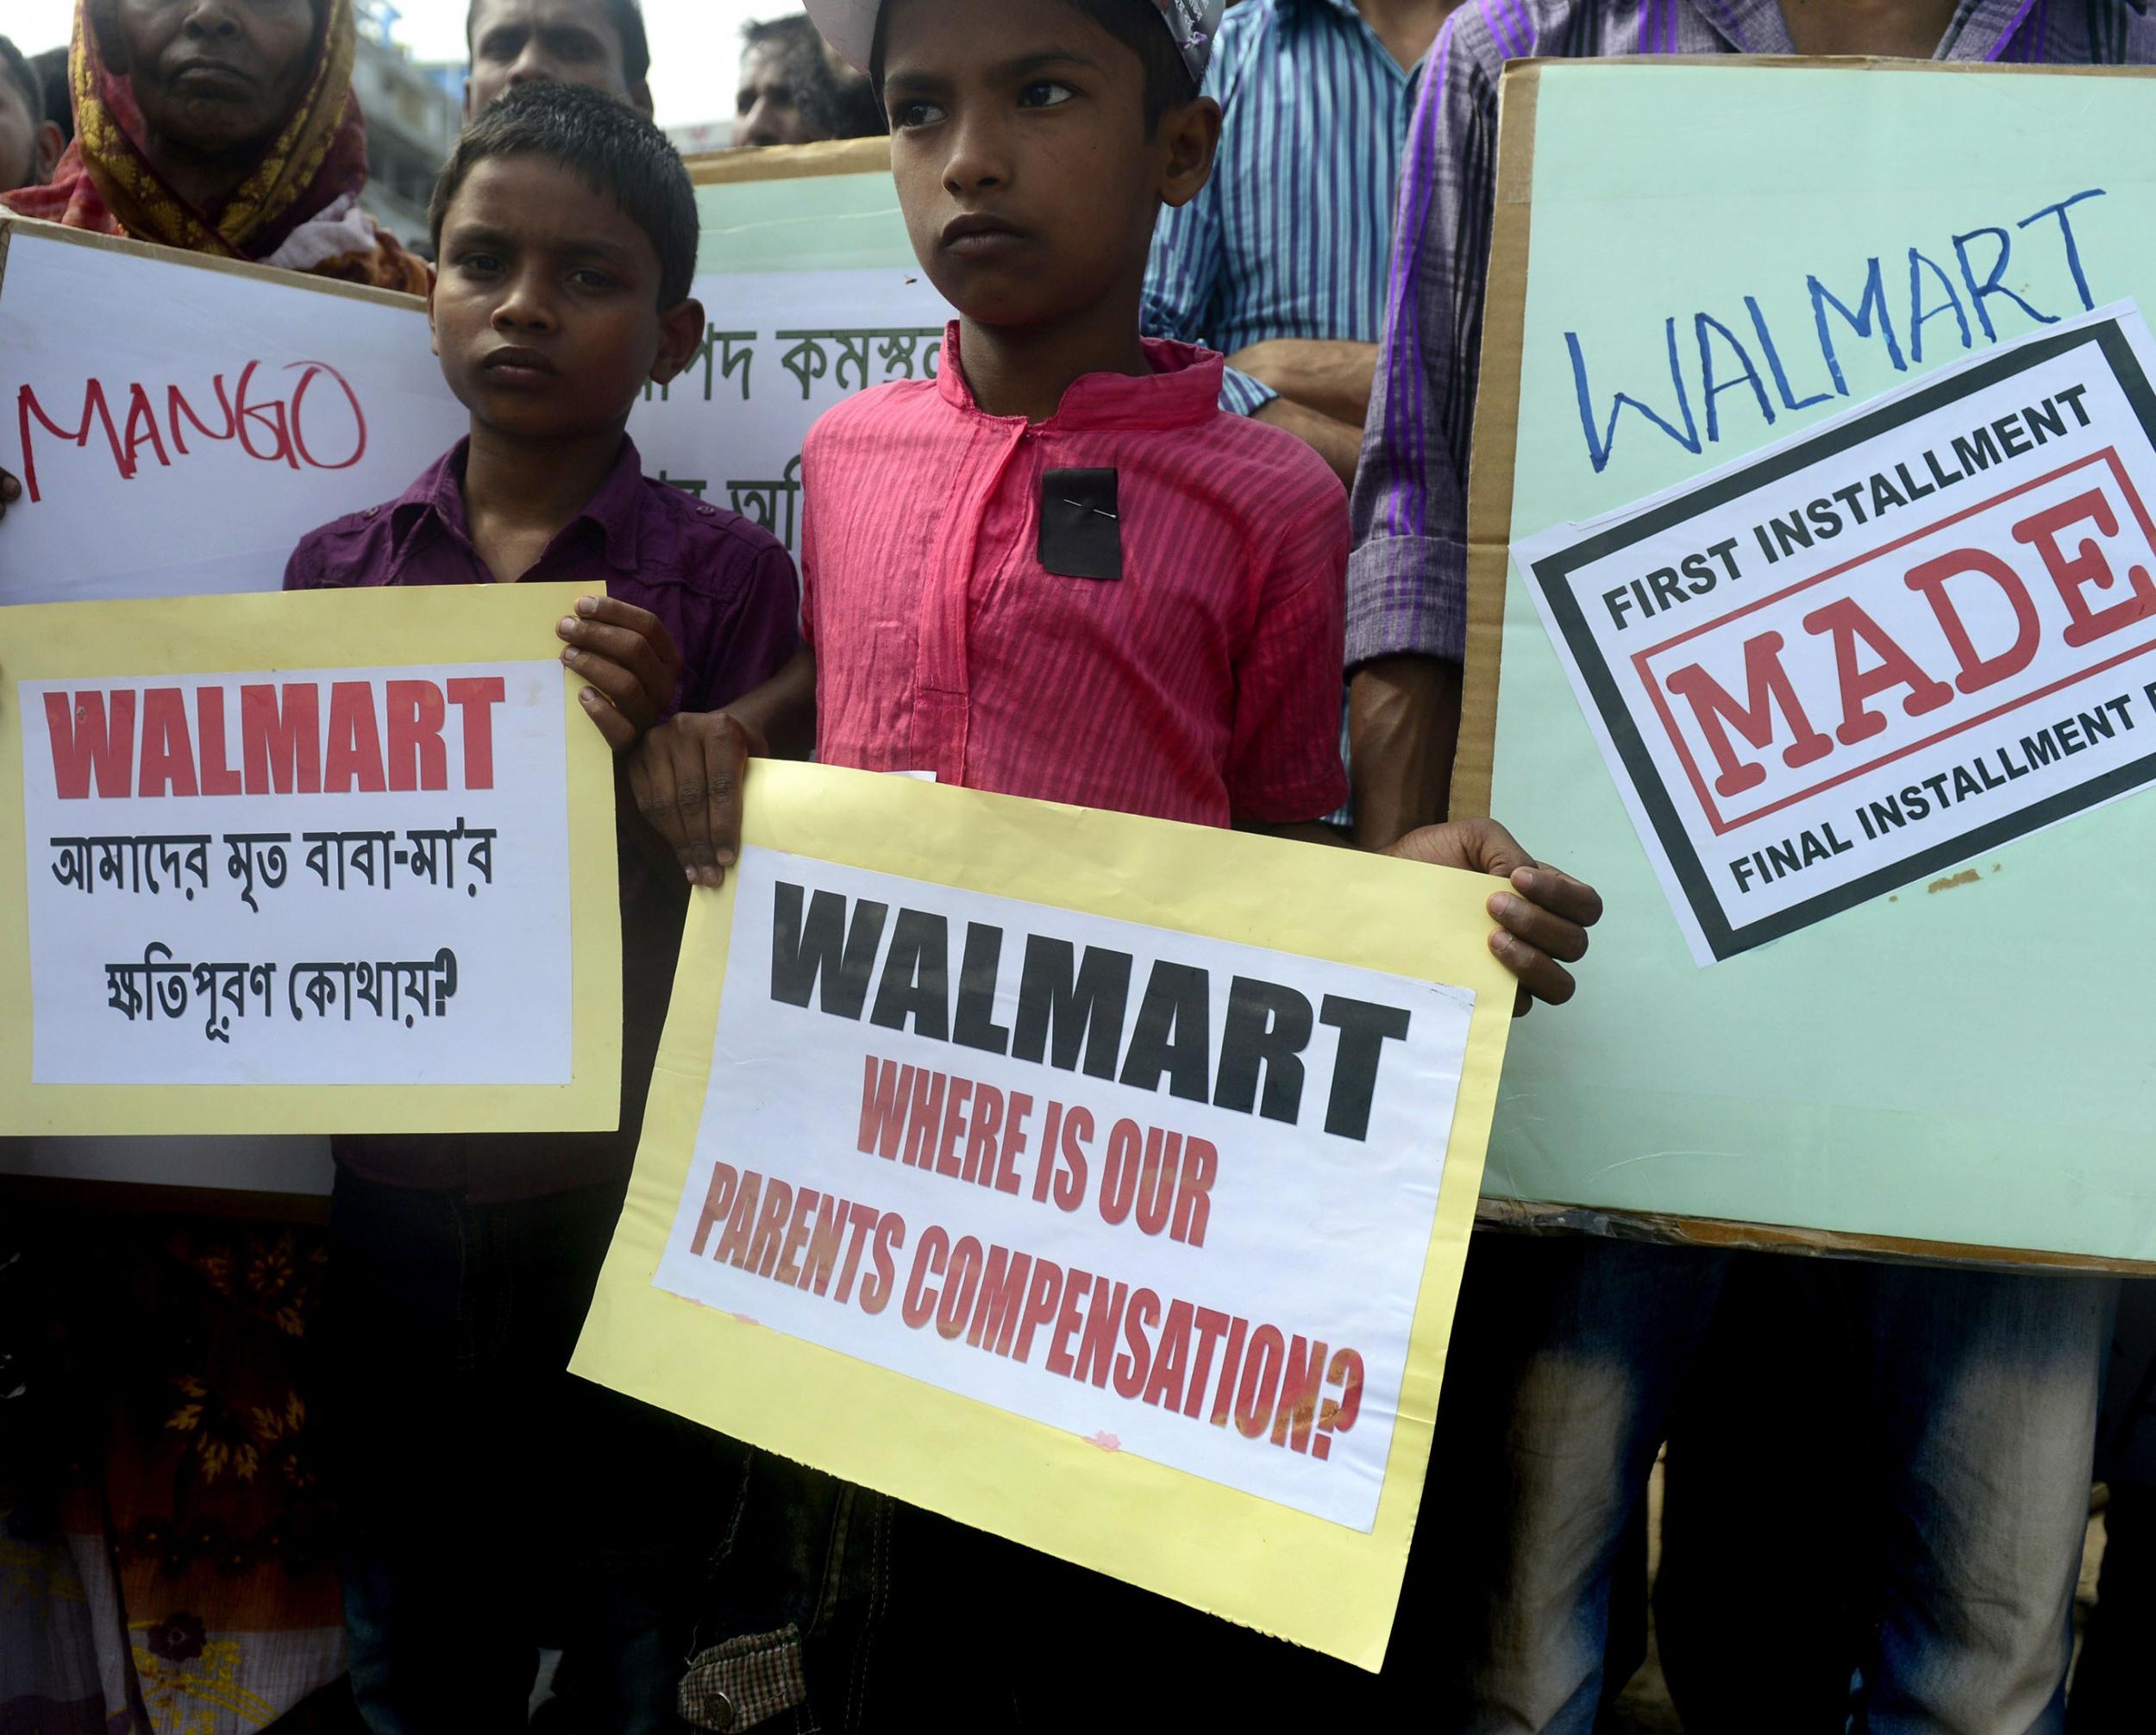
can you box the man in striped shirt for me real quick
[1141,0,1460,484]
[1348,2,2152,1730]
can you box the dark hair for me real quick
[0,36,45,131]
[871,0,1198,133]
[30,46,69,146]
[429,81,697,307]
[464,0,651,89]
[740,15,886,139]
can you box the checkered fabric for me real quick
[679,1626,810,1732]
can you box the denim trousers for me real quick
[1419,1233,2113,1735]
[2053,1275,2156,1735]
[326,1168,735,1735]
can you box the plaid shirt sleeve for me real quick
[1343,11,1499,668]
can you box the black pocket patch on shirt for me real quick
[1039,468,1124,581]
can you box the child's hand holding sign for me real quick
[556,594,684,750]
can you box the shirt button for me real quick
[696,503,718,517]
[704,1689,736,1730]
[362,505,381,518]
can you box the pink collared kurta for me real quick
[803,328,1351,829]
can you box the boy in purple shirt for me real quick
[284,83,803,1731]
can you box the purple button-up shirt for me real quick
[284,435,802,1199]
[1345,0,2156,670]
[285,434,800,716]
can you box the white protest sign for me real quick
[0,222,467,602]
[1514,305,2156,965]
[25,661,560,1082]
[630,268,950,549]
[0,220,948,603]
[650,847,1475,1531]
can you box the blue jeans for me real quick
[326,1169,736,1735]
[1413,1233,1731,1731]
[1423,1234,2112,1734]
[2066,1277,2156,1732]
[1839,1260,2112,1734]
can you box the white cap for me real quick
[802,0,1228,86]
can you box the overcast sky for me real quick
[7,0,805,128]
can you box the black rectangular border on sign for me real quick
[1526,319,2156,961]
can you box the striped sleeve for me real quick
[1218,364,1280,417]
[1143,160,1280,417]
[1343,11,1499,668]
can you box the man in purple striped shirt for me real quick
[1346,1,2153,1730]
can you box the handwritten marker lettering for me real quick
[16,359,369,501]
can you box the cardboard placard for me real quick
[1458,59,2156,1268]
[0,585,621,1136]
[573,763,1516,1668]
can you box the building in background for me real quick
[353,0,461,252]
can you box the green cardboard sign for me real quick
[1468,60,2156,1263]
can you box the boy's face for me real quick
[465,0,649,118]
[880,0,1215,334]
[429,153,703,444]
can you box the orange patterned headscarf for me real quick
[3,0,426,291]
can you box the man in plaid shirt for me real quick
[1346,1,2152,1729]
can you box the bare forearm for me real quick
[1235,817,1353,849]
[1230,340,1379,427]
[1350,655,1463,848]
[721,645,818,760]
[1251,398,1362,486]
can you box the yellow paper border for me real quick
[573,762,1514,1669]
[0,585,622,1136]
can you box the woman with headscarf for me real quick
[3,0,428,291]
[0,9,422,1723]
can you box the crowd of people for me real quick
[1,0,2153,1732]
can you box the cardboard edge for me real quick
[1452,63,1539,821]
[1503,53,2155,78]
[1478,1197,2156,1276]
[686,135,893,186]
[0,212,425,310]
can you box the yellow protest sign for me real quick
[572,762,1514,1667]
[0,585,621,1137]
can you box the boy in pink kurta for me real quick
[647,2,1606,1728]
